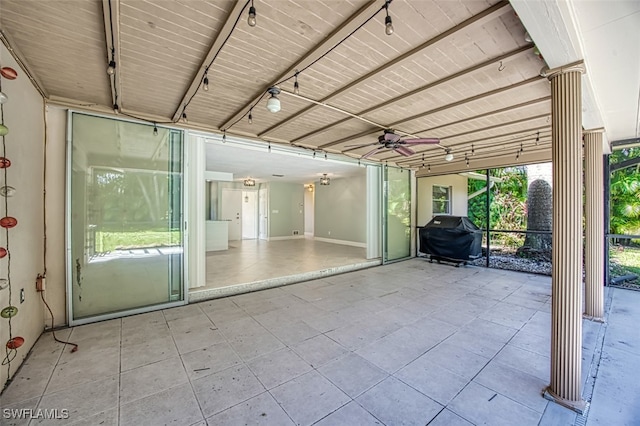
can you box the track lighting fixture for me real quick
[266,87,281,113]
[320,174,330,186]
[248,109,253,124]
[247,0,256,27]
[181,112,188,123]
[153,124,158,136]
[107,60,116,75]
[384,1,394,35]
[203,74,209,92]
[294,71,300,95]
[444,149,454,162]
[113,103,120,114]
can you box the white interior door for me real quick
[221,188,242,241]
[242,191,258,239]
[259,188,268,240]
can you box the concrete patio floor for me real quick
[1,259,638,425]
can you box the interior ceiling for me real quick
[1,0,637,171]
[204,136,364,185]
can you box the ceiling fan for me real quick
[348,129,440,158]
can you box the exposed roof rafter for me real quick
[258,0,512,138]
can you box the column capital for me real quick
[583,127,605,135]
[540,60,585,80]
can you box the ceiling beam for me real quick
[324,76,545,150]
[415,147,552,176]
[102,0,121,109]
[394,126,552,165]
[375,113,550,161]
[218,0,384,131]
[401,135,552,167]
[258,0,512,138]
[291,45,533,144]
[361,96,550,160]
[171,0,248,122]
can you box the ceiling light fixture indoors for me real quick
[266,87,281,113]
[243,178,256,187]
[320,174,330,185]
[247,0,257,27]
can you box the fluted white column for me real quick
[584,128,605,321]
[542,61,586,413]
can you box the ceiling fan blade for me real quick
[361,146,385,159]
[383,132,401,143]
[394,145,415,157]
[401,138,440,145]
[344,142,377,148]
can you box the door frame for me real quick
[66,111,187,326]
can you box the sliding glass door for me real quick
[68,113,184,323]
[383,165,412,262]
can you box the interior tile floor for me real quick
[2,259,638,426]
[202,238,370,290]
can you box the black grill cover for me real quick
[419,216,482,260]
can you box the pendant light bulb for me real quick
[153,125,158,136]
[294,80,299,95]
[181,112,188,123]
[113,103,120,114]
[385,15,394,36]
[444,150,454,162]
[203,75,209,92]
[107,60,116,75]
[248,110,253,124]
[248,3,257,27]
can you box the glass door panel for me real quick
[383,165,412,262]
[69,113,184,321]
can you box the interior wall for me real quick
[0,44,46,387]
[268,182,304,238]
[314,172,366,245]
[417,174,469,225]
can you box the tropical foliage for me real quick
[609,147,640,237]
[467,167,528,249]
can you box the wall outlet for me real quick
[293,230,299,235]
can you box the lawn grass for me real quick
[96,230,181,252]
[610,245,640,277]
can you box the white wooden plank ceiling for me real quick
[0,0,554,170]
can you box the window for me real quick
[432,185,451,215]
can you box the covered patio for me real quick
[2,259,636,425]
